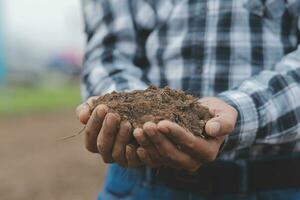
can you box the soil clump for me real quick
[93,85,212,136]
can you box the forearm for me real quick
[81,0,154,99]
[218,45,300,153]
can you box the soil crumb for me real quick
[93,85,213,136]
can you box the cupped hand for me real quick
[76,97,143,167]
[133,96,237,172]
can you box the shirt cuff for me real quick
[217,90,259,153]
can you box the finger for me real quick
[97,113,120,163]
[76,96,98,124]
[205,108,237,137]
[84,104,109,153]
[157,120,216,162]
[126,145,142,168]
[112,121,132,167]
[134,126,162,163]
[133,128,153,149]
[137,147,160,168]
[144,124,200,172]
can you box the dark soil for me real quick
[92,85,212,137]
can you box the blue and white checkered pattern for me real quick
[81,0,300,160]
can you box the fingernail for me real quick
[126,145,132,155]
[127,144,136,150]
[106,113,112,122]
[106,113,116,126]
[208,121,221,136]
[133,129,142,138]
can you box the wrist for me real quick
[217,90,259,153]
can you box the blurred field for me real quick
[0,85,81,115]
[0,86,106,200]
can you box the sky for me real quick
[2,0,85,69]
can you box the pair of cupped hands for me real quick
[76,96,237,172]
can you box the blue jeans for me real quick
[98,164,300,200]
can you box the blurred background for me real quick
[0,0,105,199]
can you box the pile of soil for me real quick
[92,85,212,137]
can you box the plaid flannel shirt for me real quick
[81,0,300,160]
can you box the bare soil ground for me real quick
[0,110,105,200]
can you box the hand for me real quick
[76,97,143,167]
[199,96,238,137]
[133,97,237,172]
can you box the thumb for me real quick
[205,114,236,137]
[76,96,98,124]
[76,103,91,124]
[205,120,221,137]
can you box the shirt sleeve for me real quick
[218,42,300,153]
[81,0,155,100]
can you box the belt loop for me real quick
[236,160,248,194]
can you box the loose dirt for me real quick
[93,85,212,136]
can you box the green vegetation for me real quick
[0,85,81,115]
